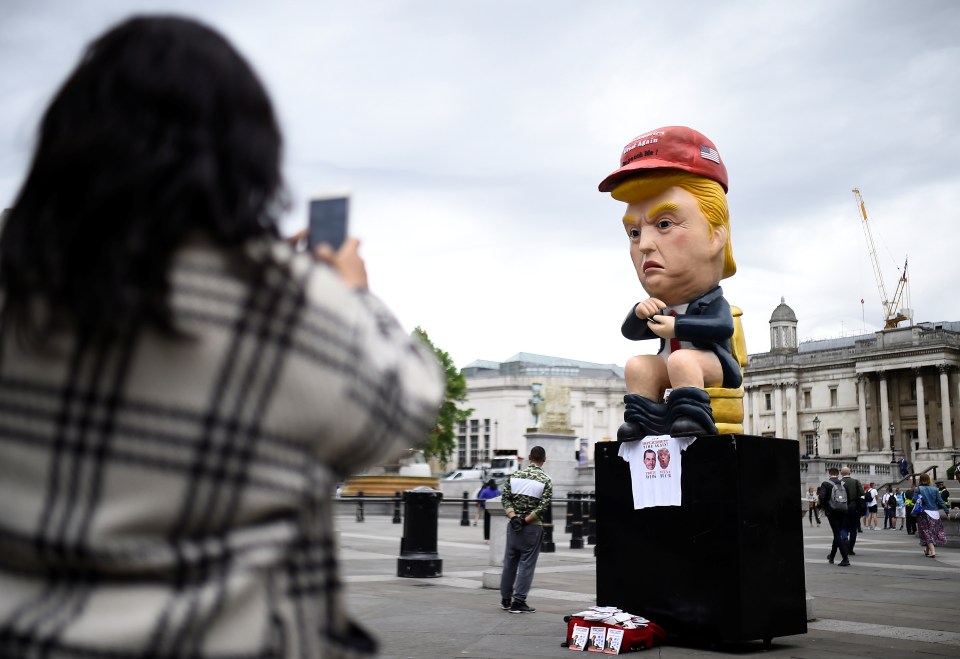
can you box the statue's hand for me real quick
[634,297,666,321]
[648,314,676,339]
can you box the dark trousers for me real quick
[500,523,544,604]
[906,510,917,534]
[840,509,860,550]
[883,506,895,528]
[827,512,849,562]
[807,506,820,525]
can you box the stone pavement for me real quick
[337,510,960,658]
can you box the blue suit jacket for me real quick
[621,285,742,389]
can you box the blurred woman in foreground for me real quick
[0,15,443,657]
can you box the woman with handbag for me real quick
[913,473,950,558]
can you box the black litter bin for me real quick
[595,435,807,646]
[397,487,443,578]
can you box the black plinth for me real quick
[397,488,443,578]
[595,435,807,645]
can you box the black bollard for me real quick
[460,491,471,526]
[397,488,443,578]
[569,492,584,549]
[586,491,597,545]
[565,494,574,534]
[541,502,556,553]
[392,491,402,524]
[483,509,491,540]
[356,491,365,522]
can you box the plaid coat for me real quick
[0,237,444,658]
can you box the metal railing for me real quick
[336,490,600,552]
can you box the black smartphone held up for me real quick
[307,195,349,251]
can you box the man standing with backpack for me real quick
[882,487,897,530]
[840,467,864,555]
[865,482,879,530]
[819,467,851,567]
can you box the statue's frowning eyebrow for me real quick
[622,202,680,226]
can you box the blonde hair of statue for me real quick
[611,171,736,280]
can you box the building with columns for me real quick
[743,298,960,474]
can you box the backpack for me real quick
[865,489,874,505]
[821,479,847,513]
[845,477,866,514]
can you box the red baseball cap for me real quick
[597,126,728,193]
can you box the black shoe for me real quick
[838,560,850,567]
[848,551,856,556]
[664,387,719,436]
[620,395,667,438]
[827,555,834,564]
[509,601,536,614]
[616,421,645,442]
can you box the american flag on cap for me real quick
[700,145,721,164]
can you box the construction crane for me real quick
[852,188,912,330]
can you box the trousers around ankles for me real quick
[500,523,544,603]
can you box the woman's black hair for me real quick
[0,15,287,340]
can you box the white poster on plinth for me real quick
[618,435,696,510]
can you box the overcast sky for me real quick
[3,1,959,369]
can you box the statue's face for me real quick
[622,186,726,306]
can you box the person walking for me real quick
[476,478,501,539]
[806,486,821,526]
[819,467,850,567]
[840,467,863,555]
[500,446,553,613]
[914,473,950,558]
[0,16,445,658]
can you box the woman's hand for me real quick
[316,238,368,291]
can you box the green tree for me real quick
[413,327,472,469]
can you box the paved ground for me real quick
[337,510,960,658]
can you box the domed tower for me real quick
[769,297,798,353]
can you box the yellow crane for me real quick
[852,188,912,330]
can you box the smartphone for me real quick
[307,195,349,251]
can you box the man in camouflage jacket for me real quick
[499,446,553,614]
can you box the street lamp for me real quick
[813,416,820,458]
[889,422,896,464]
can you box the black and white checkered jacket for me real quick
[0,237,444,658]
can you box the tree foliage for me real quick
[413,327,472,468]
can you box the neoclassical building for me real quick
[743,298,960,474]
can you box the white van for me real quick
[443,469,485,481]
